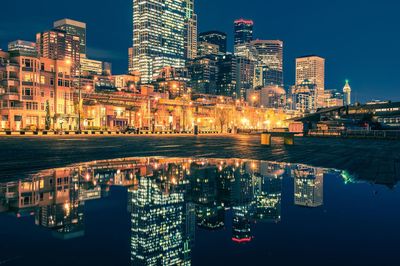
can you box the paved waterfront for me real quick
[0,135,399,183]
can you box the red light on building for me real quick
[234,19,254,25]
[232,237,252,243]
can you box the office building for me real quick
[80,57,103,76]
[296,55,325,107]
[250,40,284,87]
[294,166,324,208]
[234,19,254,46]
[36,29,81,74]
[197,42,220,57]
[217,54,237,97]
[291,80,318,113]
[132,0,186,84]
[130,178,191,265]
[187,55,218,94]
[236,57,254,100]
[199,31,227,54]
[53,18,87,56]
[184,0,198,60]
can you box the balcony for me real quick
[22,67,34,72]
[22,95,33,101]
[3,93,20,101]
[22,81,34,86]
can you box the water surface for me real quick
[0,157,399,266]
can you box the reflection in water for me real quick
[0,157,394,265]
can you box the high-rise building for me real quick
[250,40,284,87]
[132,0,186,84]
[236,57,254,100]
[36,29,81,74]
[234,19,254,46]
[128,47,134,74]
[293,166,324,208]
[291,80,318,113]
[53,19,87,56]
[217,53,237,97]
[296,55,325,107]
[184,0,198,60]
[343,80,352,106]
[130,178,192,265]
[197,42,220,57]
[187,55,219,94]
[295,55,325,89]
[199,31,227,54]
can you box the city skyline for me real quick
[1,0,399,101]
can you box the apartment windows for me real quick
[25,102,38,110]
[23,88,32,96]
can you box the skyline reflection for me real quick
[0,157,397,265]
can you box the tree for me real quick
[45,100,51,130]
[216,107,230,133]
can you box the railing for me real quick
[308,130,400,139]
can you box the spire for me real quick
[343,80,352,105]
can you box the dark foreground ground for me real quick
[0,135,399,183]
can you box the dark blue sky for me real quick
[1,0,399,101]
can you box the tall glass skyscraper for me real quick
[132,0,187,84]
[234,19,254,46]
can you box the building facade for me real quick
[0,51,76,131]
[184,0,198,60]
[53,18,87,56]
[198,31,227,54]
[36,29,81,74]
[132,0,186,84]
[296,55,325,107]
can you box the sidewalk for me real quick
[0,130,221,137]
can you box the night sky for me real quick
[0,0,399,102]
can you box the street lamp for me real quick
[66,59,83,132]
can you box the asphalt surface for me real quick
[0,135,399,183]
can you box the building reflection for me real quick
[0,157,351,264]
[293,166,324,207]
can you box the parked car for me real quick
[121,126,137,134]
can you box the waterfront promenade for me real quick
[0,135,399,184]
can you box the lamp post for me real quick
[66,59,82,133]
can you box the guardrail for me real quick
[308,130,400,139]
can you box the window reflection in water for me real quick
[0,157,336,264]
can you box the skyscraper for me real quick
[250,40,284,87]
[234,19,254,46]
[217,53,237,97]
[295,55,325,89]
[184,0,198,60]
[199,31,227,54]
[296,55,325,108]
[36,29,81,73]
[293,167,324,208]
[130,178,191,265]
[132,0,186,84]
[343,80,352,105]
[53,19,87,56]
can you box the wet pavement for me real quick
[0,135,399,183]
